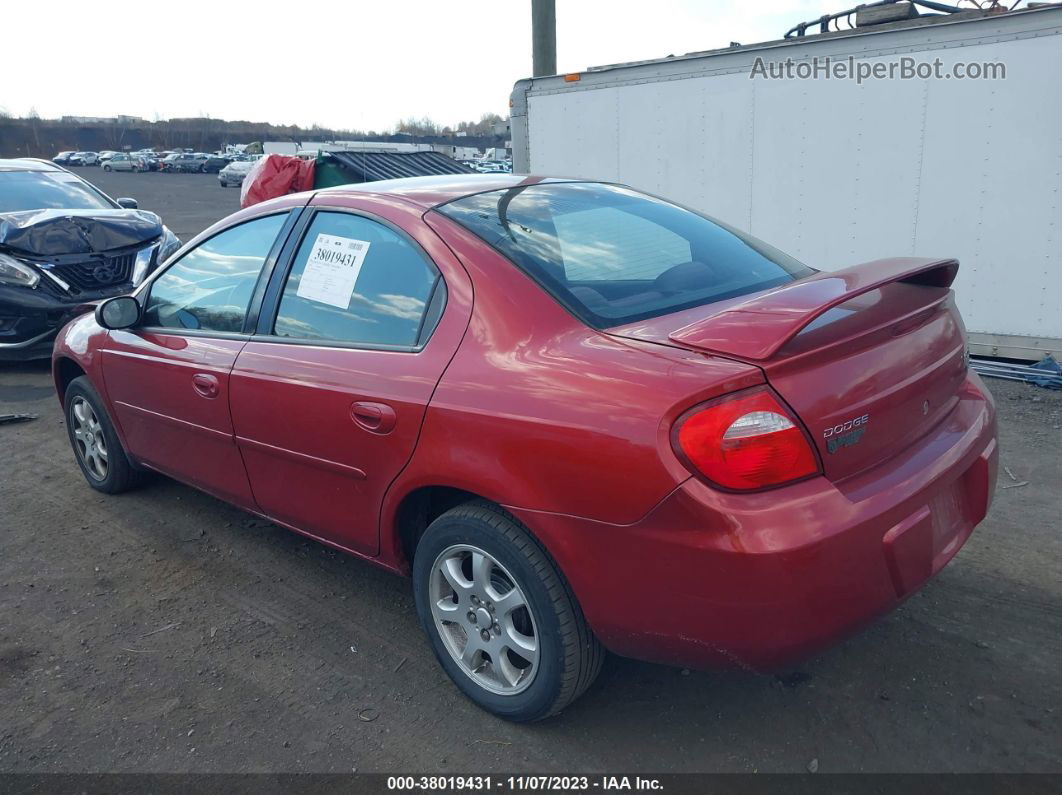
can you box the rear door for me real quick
[102,210,297,506]
[229,201,472,556]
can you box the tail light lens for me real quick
[673,387,820,491]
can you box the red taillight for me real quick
[673,387,820,491]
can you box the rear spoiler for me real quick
[668,257,958,362]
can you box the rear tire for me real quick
[64,376,146,494]
[413,501,603,721]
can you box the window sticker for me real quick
[296,233,371,309]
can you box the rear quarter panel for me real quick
[381,212,763,559]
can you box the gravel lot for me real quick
[1,171,1060,773]
[85,168,242,244]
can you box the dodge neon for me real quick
[51,175,998,721]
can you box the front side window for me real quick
[437,182,813,327]
[142,212,288,332]
[272,211,442,347]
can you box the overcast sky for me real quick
[2,1,838,131]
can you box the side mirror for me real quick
[116,197,138,209]
[96,296,141,330]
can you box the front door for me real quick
[102,211,293,506]
[229,207,470,556]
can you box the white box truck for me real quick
[511,4,1062,360]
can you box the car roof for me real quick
[0,158,63,172]
[317,174,578,209]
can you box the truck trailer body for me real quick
[511,5,1062,360]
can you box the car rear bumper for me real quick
[510,374,997,672]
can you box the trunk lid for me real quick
[609,257,968,481]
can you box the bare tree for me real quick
[395,116,441,136]
[104,119,130,150]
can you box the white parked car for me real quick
[218,159,254,187]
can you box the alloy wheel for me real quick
[71,396,108,481]
[428,544,540,695]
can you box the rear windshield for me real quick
[0,170,115,213]
[437,182,813,327]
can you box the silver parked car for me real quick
[161,152,209,173]
[100,153,144,172]
[218,159,254,187]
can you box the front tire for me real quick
[64,376,146,494]
[413,501,603,721]
[102,164,111,171]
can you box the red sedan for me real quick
[52,176,998,721]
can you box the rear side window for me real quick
[142,213,288,332]
[272,211,443,347]
[437,182,813,327]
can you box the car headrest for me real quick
[653,261,720,294]
[568,285,609,311]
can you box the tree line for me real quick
[0,113,510,159]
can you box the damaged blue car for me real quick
[0,158,180,360]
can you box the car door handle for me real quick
[351,401,396,434]
[192,373,220,399]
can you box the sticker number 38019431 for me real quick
[296,233,372,309]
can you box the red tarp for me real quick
[240,154,316,208]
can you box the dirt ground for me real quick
[1,171,1060,773]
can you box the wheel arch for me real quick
[53,356,87,408]
[389,485,487,574]
[385,484,569,578]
